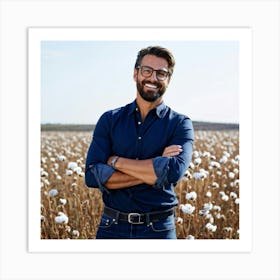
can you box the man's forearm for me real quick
[105,170,144,189]
[106,145,182,188]
[114,157,157,185]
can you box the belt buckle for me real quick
[128,213,144,224]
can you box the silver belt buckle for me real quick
[128,213,144,224]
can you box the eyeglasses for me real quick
[137,65,170,81]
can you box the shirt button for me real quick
[136,108,138,111]
[138,121,141,125]
[138,136,142,140]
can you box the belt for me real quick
[104,206,175,225]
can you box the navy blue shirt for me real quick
[85,100,194,212]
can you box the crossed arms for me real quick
[105,145,183,189]
[85,112,194,192]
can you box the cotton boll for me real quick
[202,151,211,158]
[205,223,217,232]
[180,204,195,214]
[58,155,66,161]
[223,151,230,158]
[186,191,197,200]
[54,212,69,224]
[221,194,229,201]
[186,235,195,240]
[204,202,213,211]
[230,192,238,199]
[44,179,50,186]
[199,202,213,216]
[212,182,219,188]
[48,189,58,197]
[72,230,80,237]
[210,161,221,168]
[68,162,78,170]
[220,156,228,164]
[206,191,212,198]
[213,205,221,212]
[189,162,195,169]
[233,168,239,174]
[193,170,207,180]
[223,227,233,233]
[59,198,67,205]
[73,166,82,174]
[176,217,183,224]
[184,170,192,179]
[235,198,240,204]
[219,191,226,196]
[66,170,73,176]
[193,172,203,180]
[41,170,49,177]
[193,151,200,158]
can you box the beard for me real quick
[136,79,166,102]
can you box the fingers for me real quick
[107,155,116,165]
[162,145,183,157]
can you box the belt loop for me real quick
[146,213,150,226]
[114,210,120,224]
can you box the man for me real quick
[85,46,194,239]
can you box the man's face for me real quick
[134,55,171,102]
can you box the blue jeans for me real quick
[96,212,177,239]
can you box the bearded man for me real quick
[85,46,194,239]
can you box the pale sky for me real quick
[41,40,239,124]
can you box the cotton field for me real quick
[40,130,239,239]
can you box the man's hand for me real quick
[107,155,118,167]
[162,145,183,157]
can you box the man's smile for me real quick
[144,82,159,89]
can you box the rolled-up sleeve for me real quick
[85,112,114,194]
[152,117,194,189]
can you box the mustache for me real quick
[142,81,161,88]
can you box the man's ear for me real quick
[133,68,138,81]
[166,76,172,85]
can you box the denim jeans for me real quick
[96,212,177,239]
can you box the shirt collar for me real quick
[128,100,138,116]
[155,101,167,118]
[128,100,167,118]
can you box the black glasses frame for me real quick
[136,65,170,81]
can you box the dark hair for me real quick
[134,46,175,75]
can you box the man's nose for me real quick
[150,70,158,81]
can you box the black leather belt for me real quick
[104,206,175,225]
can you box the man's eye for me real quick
[157,71,167,78]
[143,69,152,75]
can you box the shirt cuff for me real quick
[90,163,115,194]
[152,156,170,189]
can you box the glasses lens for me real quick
[156,70,168,81]
[140,66,153,77]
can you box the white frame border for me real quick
[28,27,252,253]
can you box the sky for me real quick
[41,40,239,124]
